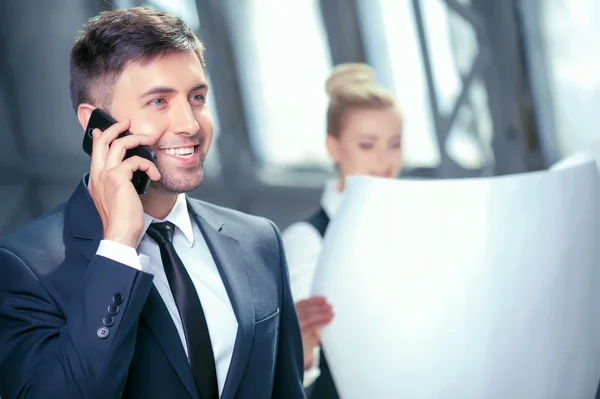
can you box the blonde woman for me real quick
[283,63,404,398]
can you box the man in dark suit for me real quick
[0,7,304,399]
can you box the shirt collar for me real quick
[138,193,195,248]
[320,178,344,218]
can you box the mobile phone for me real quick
[82,108,157,195]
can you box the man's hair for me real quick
[69,7,205,112]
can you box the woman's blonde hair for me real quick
[325,63,398,137]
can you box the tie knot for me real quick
[147,221,176,245]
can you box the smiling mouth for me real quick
[160,146,198,158]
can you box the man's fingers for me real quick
[114,156,161,181]
[104,134,158,170]
[90,120,131,173]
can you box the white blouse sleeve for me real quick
[282,221,324,387]
[282,221,323,302]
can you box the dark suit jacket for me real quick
[0,177,305,399]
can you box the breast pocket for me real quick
[241,308,281,397]
[253,307,279,342]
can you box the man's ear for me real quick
[77,103,96,131]
[326,134,341,163]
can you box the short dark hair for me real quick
[69,7,205,112]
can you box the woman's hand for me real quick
[295,296,334,370]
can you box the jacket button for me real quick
[103,315,115,327]
[97,327,110,339]
[107,304,120,315]
[113,293,124,305]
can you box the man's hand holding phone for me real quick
[88,119,161,248]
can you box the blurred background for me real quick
[0,0,598,235]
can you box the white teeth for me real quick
[164,147,194,156]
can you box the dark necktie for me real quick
[146,221,219,399]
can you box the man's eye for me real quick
[149,98,166,106]
[191,94,206,102]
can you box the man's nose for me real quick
[172,99,199,136]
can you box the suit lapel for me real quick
[188,200,256,399]
[140,287,200,399]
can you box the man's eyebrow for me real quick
[138,83,208,99]
[189,83,208,93]
[138,86,175,99]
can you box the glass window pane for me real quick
[539,0,600,157]
[445,79,494,170]
[118,0,200,31]
[376,0,493,170]
[422,0,492,169]
[232,2,332,168]
[376,0,441,168]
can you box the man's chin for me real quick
[148,170,204,194]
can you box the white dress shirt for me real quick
[96,193,238,397]
[281,178,343,387]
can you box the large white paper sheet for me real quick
[311,160,600,399]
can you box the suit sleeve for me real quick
[267,221,306,399]
[0,247,154,399]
